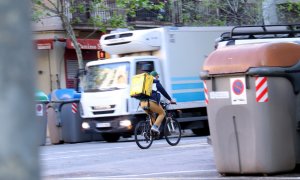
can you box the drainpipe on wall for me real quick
[48,49,53,92]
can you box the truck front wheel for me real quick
[101,133,120,142]
[192,128,209,136]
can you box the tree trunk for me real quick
[262,0,279,25]
[171,0,183,25]
[61,14,84,70]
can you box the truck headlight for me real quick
[82,122,90,129]
[120,120,131,127]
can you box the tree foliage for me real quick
[277,1,300,24]
[31,0,164,70]
[181,0,264,26]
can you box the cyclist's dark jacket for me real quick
[150,79,172,104]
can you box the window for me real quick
[84,62,130,92]
[136,61,154,74]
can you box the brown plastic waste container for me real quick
[201,42,300,174]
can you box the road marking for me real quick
[104,169,217,177]
[64,175,300,180]
[40,142,209,161]
[40,146,137,156]
[40,139,208,156]
[40,153,107,161]
[63,169,217,179]
[61,168,300,180]
[40,137,209,161]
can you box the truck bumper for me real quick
[176,116,208,130]
[82,115,138,134]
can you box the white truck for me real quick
[79,26,231,142]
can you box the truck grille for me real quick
[92,105,115,110]
[93,110,115,115]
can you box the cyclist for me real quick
[140,71,176,133]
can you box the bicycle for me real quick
[134,101,182,149]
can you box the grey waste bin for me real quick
[201,42,300,174]
[35,90,49,146]
[47,102,63,144]
[47,88,102,144]
[60,100,95,143]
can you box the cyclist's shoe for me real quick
[151,125,160,133]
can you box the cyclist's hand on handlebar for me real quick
[170,99,176,104]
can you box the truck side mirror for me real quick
[74,69,86,92]
[77,69,86,77]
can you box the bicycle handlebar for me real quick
[161,101,176,105]
[160,101,176,110]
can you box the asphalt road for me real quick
[40,135,300,180]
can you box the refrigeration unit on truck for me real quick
[79,26,232,142]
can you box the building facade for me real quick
[32,0,172,94]
[33,22,102,94]
[33,0,299,94]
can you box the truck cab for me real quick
[80,57,162,142]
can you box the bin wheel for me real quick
[192,128,209,136]
[220,173,227,176]
[192,121,210,136]
[52,140,64,145]
[101,133,120,142]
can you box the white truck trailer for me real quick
[79,26,231,142]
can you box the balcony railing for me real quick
[127,6,172,27]
[65,0,173,28]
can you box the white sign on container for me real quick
[230,77,247,105]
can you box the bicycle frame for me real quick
[134,101,181,149]
[148,101,173,123]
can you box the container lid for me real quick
[203,42,300,75]
[35,90,49,101]
[51,88,81,101]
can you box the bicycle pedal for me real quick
[154,133,160,139]
[152,131,160,136]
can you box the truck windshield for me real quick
[83,62,130,92]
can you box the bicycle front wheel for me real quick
[134,120,153,149]
[164,117,181,146]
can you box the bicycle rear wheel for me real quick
[164,117,181,146]
[134,120,153,149]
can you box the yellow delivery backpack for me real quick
[130,73,154,100]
